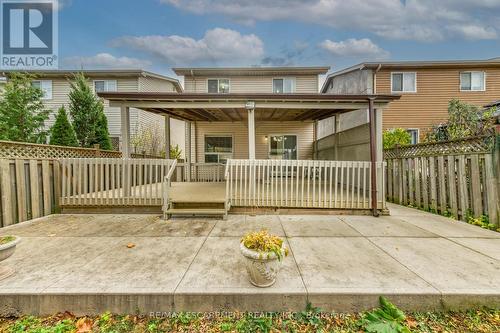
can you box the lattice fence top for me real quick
[0,140,122,159]
[384,135,496,159]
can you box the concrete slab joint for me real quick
[0,204,498,315]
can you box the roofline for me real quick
[0,69,183,92]
[321,58,500,93]
[173,66,330,76]
[97,92,400,102]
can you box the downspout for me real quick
[373,64,382,94]
[190,69,196,92]
[368,97,379,217]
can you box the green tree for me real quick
[90,108,112,150]
[424,99,495,142]
[49,106,78,146]
[0,72,49,143]
[68,73,102,147]
[383,128,412,149]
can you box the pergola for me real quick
[98,92,400,214]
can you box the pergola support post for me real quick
[120,105,130,158]
[368,98,379,217]
[164,115,171,159]
[185,121,192,181]
[247,107,256,160]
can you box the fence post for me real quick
[94,144,101,157]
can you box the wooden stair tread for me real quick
[166,208,226,215]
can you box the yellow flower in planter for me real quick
[241,230,288,261]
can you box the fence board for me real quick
[386,150,498,225]
[29,160,40,219]
[0,160,13,226]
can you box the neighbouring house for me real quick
[96,66,400,218]
[321,58,500,143]
[0,70,185,153]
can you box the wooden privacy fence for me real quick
[386,153,499,224]
[225,159,385,209]
[0,140,121,159]
[0,159,60,227]
[60,158,176,206]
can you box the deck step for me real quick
[165,208,226,216]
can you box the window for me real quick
[207,79,230,93]
[460,72,485,91]
[31,80,52,99]
[94,80,117,93]
[205,136,233,163]
[406,129,419,145]
[273,78,296,93]
[391,72,416,93]
[269,135,297,160]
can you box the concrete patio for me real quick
[0,203,499,315]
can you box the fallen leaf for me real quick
[127,243,136,248]
[76,317,93,333]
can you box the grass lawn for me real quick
[0,307,498,333]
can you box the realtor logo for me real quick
[1,0,58,69]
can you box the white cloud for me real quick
[162,0,500,41]
[62,53,151,69]
[320,38,389,58]
[110,28,264,66]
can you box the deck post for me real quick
[185,121,192,181]
[247,105,256,160]
[120,105,130,158]
[164,115,171,159]
[368,98,379,217]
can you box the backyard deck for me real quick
[0,203,498,315]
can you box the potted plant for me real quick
[0,236,21,280]
[240,230,288,287]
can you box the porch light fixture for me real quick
[245,101,255,109]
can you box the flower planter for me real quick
[0,236,20,281]
[240,242,287,288]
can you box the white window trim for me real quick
[206,78,230,94]
[390,72,417,93]
[272,77,296,93]
[459,71,486,92]
[93,80,118,93]
[204,134,234,163]
[32,80,52,100]
[268,134,298,160]
[406,128,420,145]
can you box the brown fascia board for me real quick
[97,92,400,103]
[173,66,330,76]
[0,69,183,92]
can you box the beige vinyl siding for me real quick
[194,121,314,162]
[40,77,138,138]
[184,75,319,93]
[138,76,178,92]
[376,67,500,137]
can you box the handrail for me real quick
[162,159,178,219]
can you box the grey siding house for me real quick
[0,70,184,152]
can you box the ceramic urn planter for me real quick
[0,236,20,280]
[240,241,287,288]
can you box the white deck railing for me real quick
[162,159,178,217]
[173,162,225,182]
[60,158,176,206]
[225,159,385,209]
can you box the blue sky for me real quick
[59,0,500,81]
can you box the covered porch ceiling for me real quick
[98,92,400,122]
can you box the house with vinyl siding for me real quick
[0,69,184,152]
[172,67,328,163]
[98,66,399,218]
[321,58,500,143]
